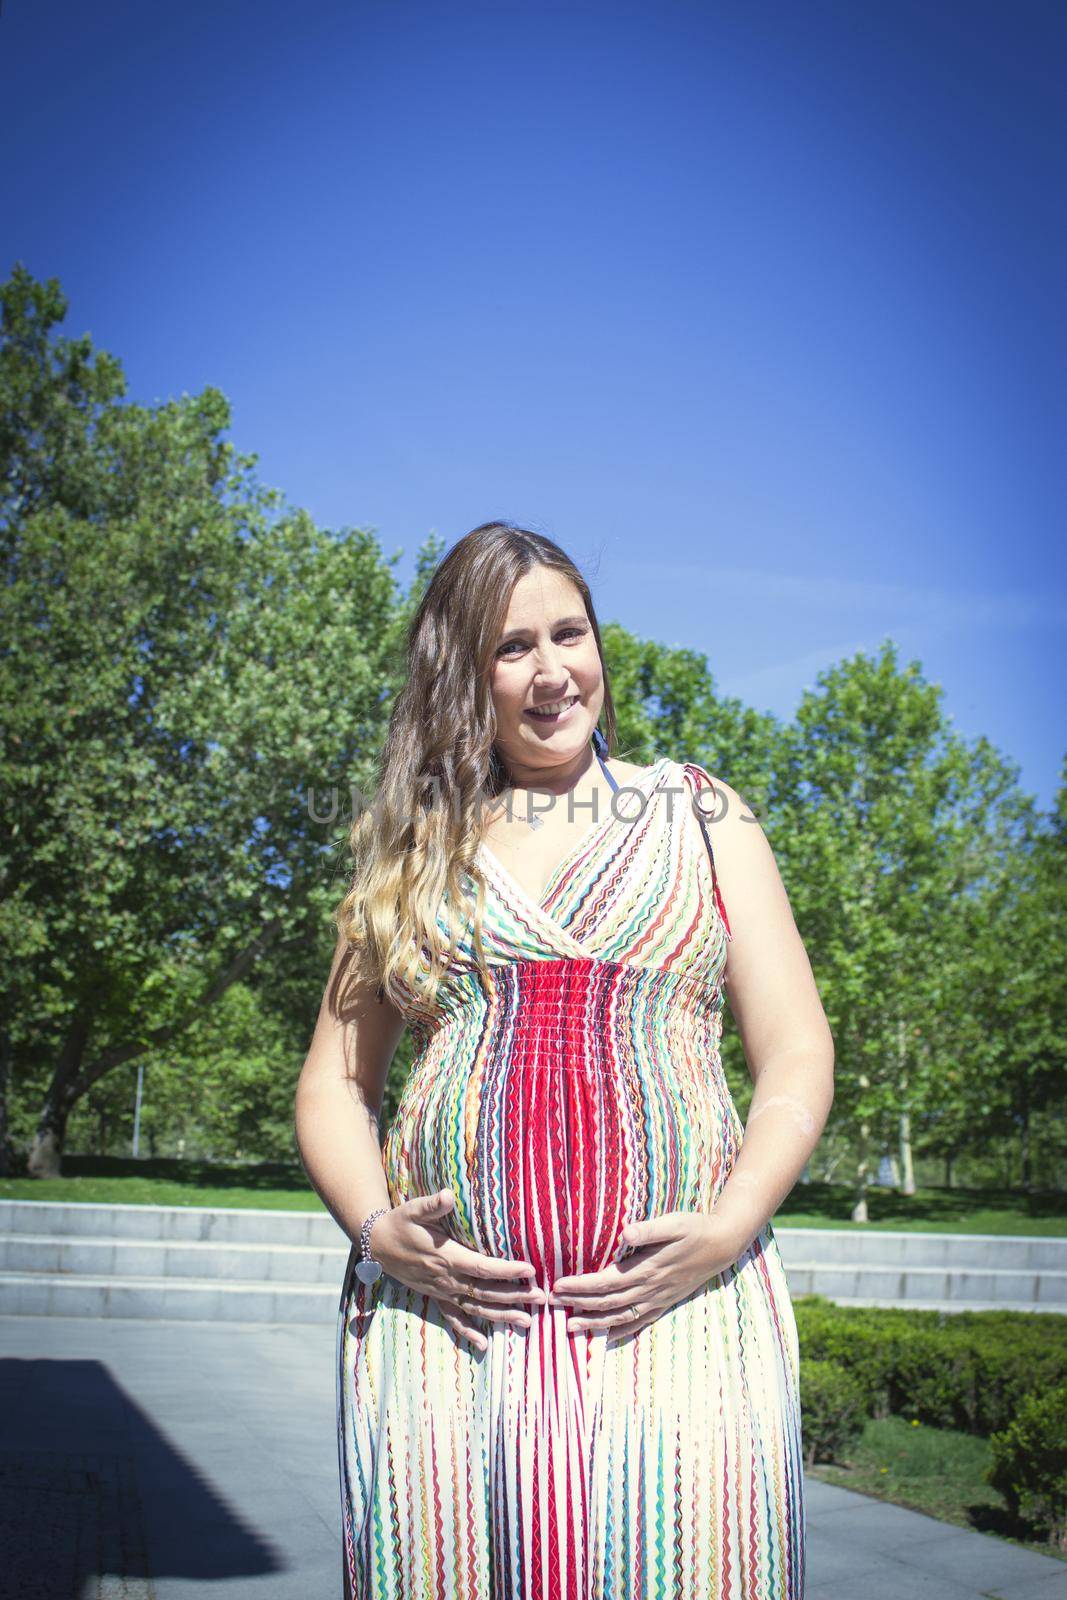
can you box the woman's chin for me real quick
[522,720,590,747]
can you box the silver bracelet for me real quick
[354,1206,390,1285]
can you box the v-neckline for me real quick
[476,757,673,917]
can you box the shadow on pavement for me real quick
[0,1356,284,1597]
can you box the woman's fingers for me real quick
[606,1313,657,1346]
[569,1300,651,1334]
[554,1285,650,1312]
[451,1291,533,1328]
[439,1295,532,1347]
[440,1306,488,1352]
[455,1280,546,1306]
[440,1244,545,1313]
[440,1287,660,1344]
[439,1233,537,1278]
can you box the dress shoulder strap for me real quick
[595,749,620,792]
[682,762,733,941]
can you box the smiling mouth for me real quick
[524,694,580,721]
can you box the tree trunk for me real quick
[852,1087,871,1223]
[23,920,291,1178]
[898,1018,916,1196]
[899,1107,916,1196]
[0,1026,17,1176]
[26,1014,91,1178]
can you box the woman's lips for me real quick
[524,695,580,723]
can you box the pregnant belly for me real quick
[383,965,738,1289]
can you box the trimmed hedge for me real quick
[796,1359,867,1468]
[795,1296,1067,1434]
[987,1382,1067,1552]
[795,1295,1067,1545]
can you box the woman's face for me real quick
[489,567,604,776]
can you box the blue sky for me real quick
[3,0,1064,809]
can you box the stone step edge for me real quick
[784,1262,1067,1281]
[1,1232,350,1255]
[3,1264,1066,1305]
[4,1247,1065,1290]
[0,1287,1063,1323]
[822,1296,1067,1316]
[2,1201,1065,1249]
[0,1271,342,1297]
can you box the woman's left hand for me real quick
[549,1211,747,1344]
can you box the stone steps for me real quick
[0,1198,346,1246]
[0,1231,349,1284]
[1,1201,1064,1322]
[0,1270,341,1322]
[775,1226,1067,1311]
[775,1225,1067,1273]
[781,1260,1067,1310]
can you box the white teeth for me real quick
[528,696,578,716]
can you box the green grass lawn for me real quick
[779,1178,1067,1237]
[1,1158,1065,1233]
[0,1155,330,1211]
[809,1415,1067,1561]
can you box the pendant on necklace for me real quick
[528,814,544,830]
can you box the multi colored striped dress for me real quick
[336,757,805,1599]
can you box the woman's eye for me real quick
[497,628,586,658]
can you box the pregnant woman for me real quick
[294,520,835,1600]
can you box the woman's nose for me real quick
[532,645,567,683]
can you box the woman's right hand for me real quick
[367,1189,546,1352]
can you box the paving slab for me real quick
[0,1315,338,1599]
[805,1477,1067,1599]
[1,1315,1065,1599]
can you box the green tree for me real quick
[4,266,1060,1204]
[937,760,1067,1193]
[770,641,1039,1216]
[0,266,404,1175]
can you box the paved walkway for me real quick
[1,1315,1065,1600]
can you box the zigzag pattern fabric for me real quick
[337,758,805,1598]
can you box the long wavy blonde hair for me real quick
[334,521,619,1013]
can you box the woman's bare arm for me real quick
[294,931,408,1246]
[704,777,836,1253]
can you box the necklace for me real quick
[506,748,618,829]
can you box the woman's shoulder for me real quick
[674,760,759,851]
[607,755,660,784]
[608,754,749,827]
[671,757,731,804]
[607,754,707,786]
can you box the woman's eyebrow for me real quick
[498,614,588,641]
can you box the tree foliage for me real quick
[2,266,1063,1202]
[0,265,404,1174]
